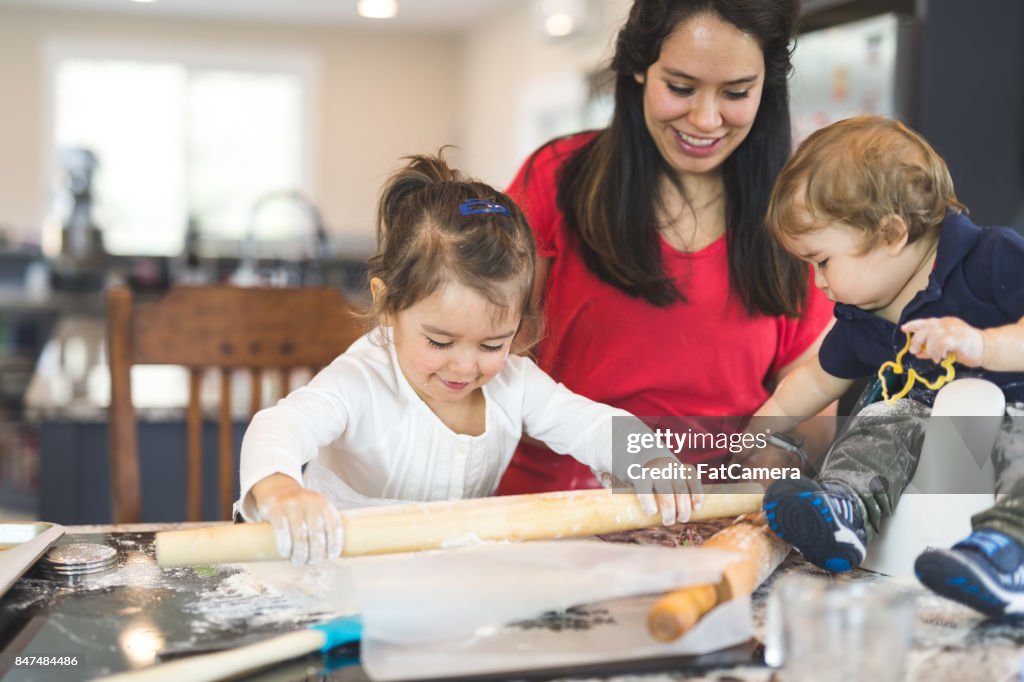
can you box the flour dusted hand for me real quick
[633,457,704,525]
[903,317,984,366]
[251,473,344,565]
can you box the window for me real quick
[49,44,314,256]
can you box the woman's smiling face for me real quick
[637,12,765,179]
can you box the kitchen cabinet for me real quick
[37,418,245,524]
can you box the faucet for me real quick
[236,190,329,286]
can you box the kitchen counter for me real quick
[0,290,105,316]
[1,523,1022,682]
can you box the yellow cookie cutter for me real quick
[877,332,957,404]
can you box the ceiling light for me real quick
[129,0,158,4]
[358,0,398,19]
[536,0,588,39]
[544,13,575,37]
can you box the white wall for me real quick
[0,7,460,254]
[456,0,633,188]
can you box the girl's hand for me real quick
[903,317,985,366]
[251,474,344,565]
[633,457,704,525]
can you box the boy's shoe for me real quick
[914,529,1024,618]
[763,477,867,572]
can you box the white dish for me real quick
[0,522,66,596]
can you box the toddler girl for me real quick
[236,153,702,563]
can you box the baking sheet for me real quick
[0,529,756,681]
[0,522,64,597]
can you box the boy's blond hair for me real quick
[767,116,966,252]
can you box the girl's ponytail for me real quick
[376,152,463,252]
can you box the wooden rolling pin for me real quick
[646,512,788,642]
[156,485,763,566]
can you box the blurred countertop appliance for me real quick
[50,147,108,290]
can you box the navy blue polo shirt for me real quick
[818,210,1024,406]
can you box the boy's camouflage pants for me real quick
[820,399,1024,544]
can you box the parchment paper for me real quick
[348,540,736,645]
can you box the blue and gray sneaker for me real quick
[763,477,867,572]
[914,529,1024,618]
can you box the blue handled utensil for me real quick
[94,615,362,681]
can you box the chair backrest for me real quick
[107,284,365,523]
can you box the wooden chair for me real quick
[107,284,365,523]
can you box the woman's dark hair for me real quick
[553,0,804,315]
[367,151,540,348]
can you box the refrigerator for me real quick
[789,12,916,146]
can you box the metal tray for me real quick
[0,522,65,597]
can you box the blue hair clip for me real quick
[459,199,510,216]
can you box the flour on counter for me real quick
[185,560,357,633]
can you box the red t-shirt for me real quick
[497,132,834,494]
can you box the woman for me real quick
[497,0,836,494]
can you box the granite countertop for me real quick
[3,522,1022,682]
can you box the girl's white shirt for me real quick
[236,327,637,518]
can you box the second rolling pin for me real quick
[646,512,788,641]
